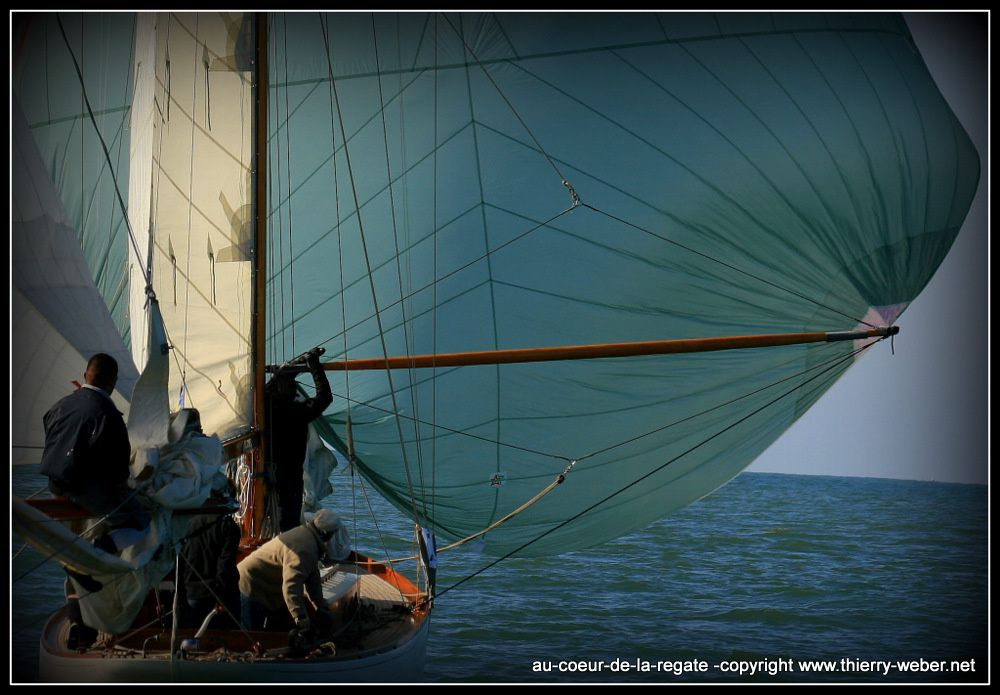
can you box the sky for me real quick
[747,12,988,485]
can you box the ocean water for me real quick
[11,467,987,683]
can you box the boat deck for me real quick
[42,555,429,672]
[313,560,426,659]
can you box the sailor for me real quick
[265,347,333,532]
[41,353,149,535]
[179,510,242,629]
[237,508,351,643]
[40,353,151,647]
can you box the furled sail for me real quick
[267,13,979,555]
[13,301,229,635]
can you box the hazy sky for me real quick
[748,12,988,485]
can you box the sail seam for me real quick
[878,36,933,258]
[320,16,424,528]
[373,13,432,526]
[831,31,901,249]
[576,341,851,463]
[442,13,569,185]
[584,204,877,328]
[180,14,202,407]
[283,17,297,356]
[54,14,147,288]
[268,28,913,86]
[338,393,571,463]
[501,55,875,327]
[434,340,877,599]
[313,206,575,354]
[453,13,506,530]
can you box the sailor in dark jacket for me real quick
[40,353,149,648]
[266,348,333,532]
[179,512,242,628]
[41,353,148,535]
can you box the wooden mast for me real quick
[245,11,269,545]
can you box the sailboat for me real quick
[12,10,979,683]
[14,12,431,682]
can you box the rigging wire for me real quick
[319,14,405,592]
[452,12,508,533]
[322,11,353,487]
[371,14,431,527]
[283,16,297,356]
[351,461,408,603]
[11,543,31,563]
[56,12,193,405]
[440,13,570,187]
[581,203,877,329]
[575,341,862,463]
[312,205,578,354]
[385,458,578,564]
[271,16,288,363]
[374,338,874,562]
[430,12,441,543]
[170,525,256,639]
[321,11,358,580]
[54,14,148,288]
[433,339,878,599]
[301,11,879,350]
[266,19,279,371]
[335,392,571,463]
[32,16,195,414]
[88,14,137,314]
[316,11,369,596]
[319,14,425,529]
[179,14,202,404]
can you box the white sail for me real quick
[140,12,255,440]
[127,13,157,374]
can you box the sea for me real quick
[11,466,988,684]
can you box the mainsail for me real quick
[130,12,256,441]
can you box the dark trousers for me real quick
[276,464,303,533]
[241,594,294,631]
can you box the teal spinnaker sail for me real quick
[266,13,978,556]
[13,13,979,558]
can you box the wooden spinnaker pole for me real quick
[321,326,898,371]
